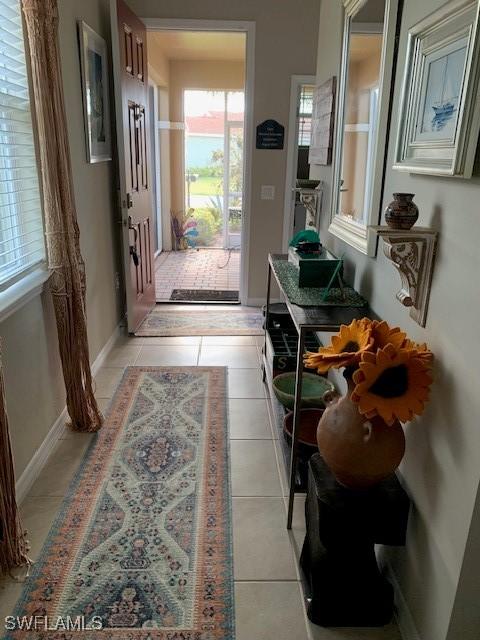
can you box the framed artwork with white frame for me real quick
[393,0,480,177]
[78,21,112,163]
[329,0,401,257]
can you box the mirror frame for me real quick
[329,0,399,256]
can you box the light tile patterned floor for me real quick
[155,249,240,301]
[0,331,402,640]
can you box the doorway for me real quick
[144,25,250,303]
[184,89,244,251]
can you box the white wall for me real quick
[311,2,480,640]
[126,0,320,302]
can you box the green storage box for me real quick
[288,247,343,288]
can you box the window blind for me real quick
[0,0,45,290]
[298,84,314,147]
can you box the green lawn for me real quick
[187,175,222,196]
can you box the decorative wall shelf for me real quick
[370,226,438,327]
[293,186,323,230]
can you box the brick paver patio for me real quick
[155,249,240,301]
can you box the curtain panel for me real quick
[0,343,29,574]
[21,0,102,433]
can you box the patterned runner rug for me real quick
[135,306,263,336]
[8,367,233,639]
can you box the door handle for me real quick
[128,215,138,243]
[128,215,140,266]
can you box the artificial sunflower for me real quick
[304,318,374,374]
[351,343,433,425]
[371,319,406,351]
[402,338,434,366]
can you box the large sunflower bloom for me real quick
[351,344,433,425]
[371,320,406,351]
[304,318,374,374]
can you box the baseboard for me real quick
[15,405,69,504]
[246,297,282,307]
[15,322,123,504]
[386,562,421,640]
[90,323,123,377]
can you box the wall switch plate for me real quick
[261,185,275,200]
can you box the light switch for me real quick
[261,185,275,200]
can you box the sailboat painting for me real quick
[394,0,480,177]
[421,44,467,137]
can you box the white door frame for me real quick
[282,74,316,252]
[148,77,163,256]
[142,18,255,306]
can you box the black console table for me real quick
[301,454,410,626]
[262,253,375,528]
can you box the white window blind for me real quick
[0,0,45,290]
[298,84,314,147]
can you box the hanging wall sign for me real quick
[256,119,284,149]
[309,77,336,166]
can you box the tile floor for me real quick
[0,330,402,640]
[155,249,240,301]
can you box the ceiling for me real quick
[354,0,385,23]
[148,31,246,62]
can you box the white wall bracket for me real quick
[294,186,323,230]
[370,226,438,327]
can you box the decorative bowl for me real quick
[272,372,334,410]
[283,409,323,456]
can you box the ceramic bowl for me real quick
[272,372,334,410]
[283,409,323,455]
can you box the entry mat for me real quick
[136,305,264,336]
[170,289,239,302]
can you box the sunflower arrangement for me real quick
[304,318,433,426]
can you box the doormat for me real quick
[136,306,264,336]
[8,367,234,640]
[170,288,239,302]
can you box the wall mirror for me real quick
[330,0,400,256]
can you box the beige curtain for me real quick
[0,343,29,574]
[22,0,102,432]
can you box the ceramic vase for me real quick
[316,380,405,488]
[384,193,419,230]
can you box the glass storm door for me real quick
[224,122,243,249]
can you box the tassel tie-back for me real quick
[0,341,32,575]
[21,0,102,432]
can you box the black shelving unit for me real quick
[262,253,375,528]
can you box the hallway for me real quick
[0,330,401,640]
[155,249,241,301]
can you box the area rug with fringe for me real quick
[135,306,263,336]
[8,367,234,640]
